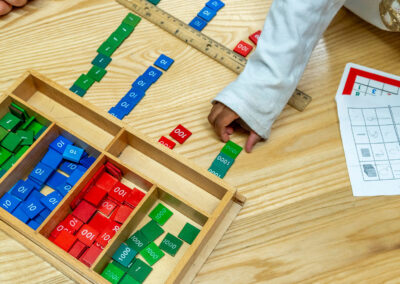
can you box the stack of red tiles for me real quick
[48,162,146,267]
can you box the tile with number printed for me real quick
[169,124,192,144]
[233,40,253,57]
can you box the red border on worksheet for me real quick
[342,67,400,95]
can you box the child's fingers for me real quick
[4,0,27,7]
[214,110,239,142]
[208,103,224,126]
[245,131,262,153]
[0,1,12,15]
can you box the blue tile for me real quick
[12,205,29,223]
[34,214,45,224]
[56,182,73,197]
[198,6,216,22]
[49,135,73,154]
[80,156,96,168]
[143,66,163,84]
[66,168,85,186]
[40,191,63,211]
[27,190,45,202]
[59,161,79,175]
[10,180,35,201]
[0,192,21,213]
[29,162,54,184]
[132,76,152,92]
[108,107,126,120]
[27,220,40,230]
[39,208,51,219]
[27,178,44,190]
[41,148,63,169]
[189,17,207,31]
[63,144,84,163]
[206,0,225,11]
[21,198,45,219]
[46,171,68,190]
[154,54,174,71]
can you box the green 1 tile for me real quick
[122,13,141,28]
[141,220,164,242]
[0,147,11,166]
[101,263,125,284]
[140,242,164,266]
[149,203,173,225]
[92,53,112,69]
[116,23,134,39]
[0,112,21,131]
[15,145,29,159]
[1,132,22,152]
[178,223,200,245]
[2,155,17,171]
[19,116,35,130]
[69,84,86,97]
[126,230,150,252]
[128,258,152,282]
[26,121,44,136]
[97,41,117,57]
[159,233,183,256]
[221,140,243,159]
[120,274,140,284]
[88,65,107,82]
[74,74,95,91]
[107,32,125,48]
[17,130,33,146]
[0,127,8,141]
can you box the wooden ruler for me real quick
[116,0,312,111]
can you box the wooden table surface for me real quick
[1,0,400,283]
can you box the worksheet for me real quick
[336,63,400,196]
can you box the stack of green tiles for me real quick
[101,203,202,283]
[208,140,242,178]
[0,103,46,177]
[69,12,142,97]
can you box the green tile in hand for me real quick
[1,132,22,152]
[0,147,11,166]
[88,65,107,82]
[221,140,242,159]
[149,203,173,226]
[141,220,164,242]
[126,230,150,252]
[0,127,8,141]
[107,32,125,48]
[159,233,183,256]
[128,258,152,282]
[147,0,161,5]
[120,274,140,284]
[101,263,125,284]
[0,112,21,131]
[74,74,95,91]
[19,116,35,130]
[178,223,200,244]
[17,130,33,146]
[140,242,164,266]
[97,41,117,57]
[92,53,112,69]
[116,23,134,39]
[123,13,141,28]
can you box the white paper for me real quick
[336,63,400,196]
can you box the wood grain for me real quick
[1,0,400,283]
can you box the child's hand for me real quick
[208,102,262,153]
[0,0,27,16]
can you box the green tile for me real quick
[0,168,6,178]
[88,65,107,82]
[0,127,8,141]
[112,243,137,267]
[120,274,140,284]
[147,0,161,5]
[178,223,200,244]
[0,147,12,166]
[122,13,141,28]
[15,145,29,159]
[19,116,35,130]
[159,233,183,256]
[1,132,22,152]
[141,220,164,242]
[97,41,117,57]
[221,140,242,159]
[140,242,164,266]
[111,260,131,273]
[34,125,47,140]
[74,74,95,91]
[128,258,152,283]
[116,23,134,39]
[0,112,21,131]
[2,155,17,171]
[149,203,173,226]
[107,32,125,48]
[92,53,112,69]
[17,130,34,146]
[26,121,44,136]
[101,263,125,284]
[126,230,150,252]
[69,84,86,97]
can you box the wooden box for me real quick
[0,70,244,283]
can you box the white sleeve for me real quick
[213,0,346,139]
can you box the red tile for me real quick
[125,188,145,207]
[72,200,97,223]
[84,185,107,207]
[95,172,118,192]
[158,136,176,149]
[77,224,99,246]
[53,230,77,252]
[68,240,87,259]
[109,182,131,203]
[113,205,133,224]
[249,30,261,45]
[233,40,253,57]
[169,124,192,144]
[97,198,117,217]
[88,212,112,233]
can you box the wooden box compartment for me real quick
[0,70,245,284]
